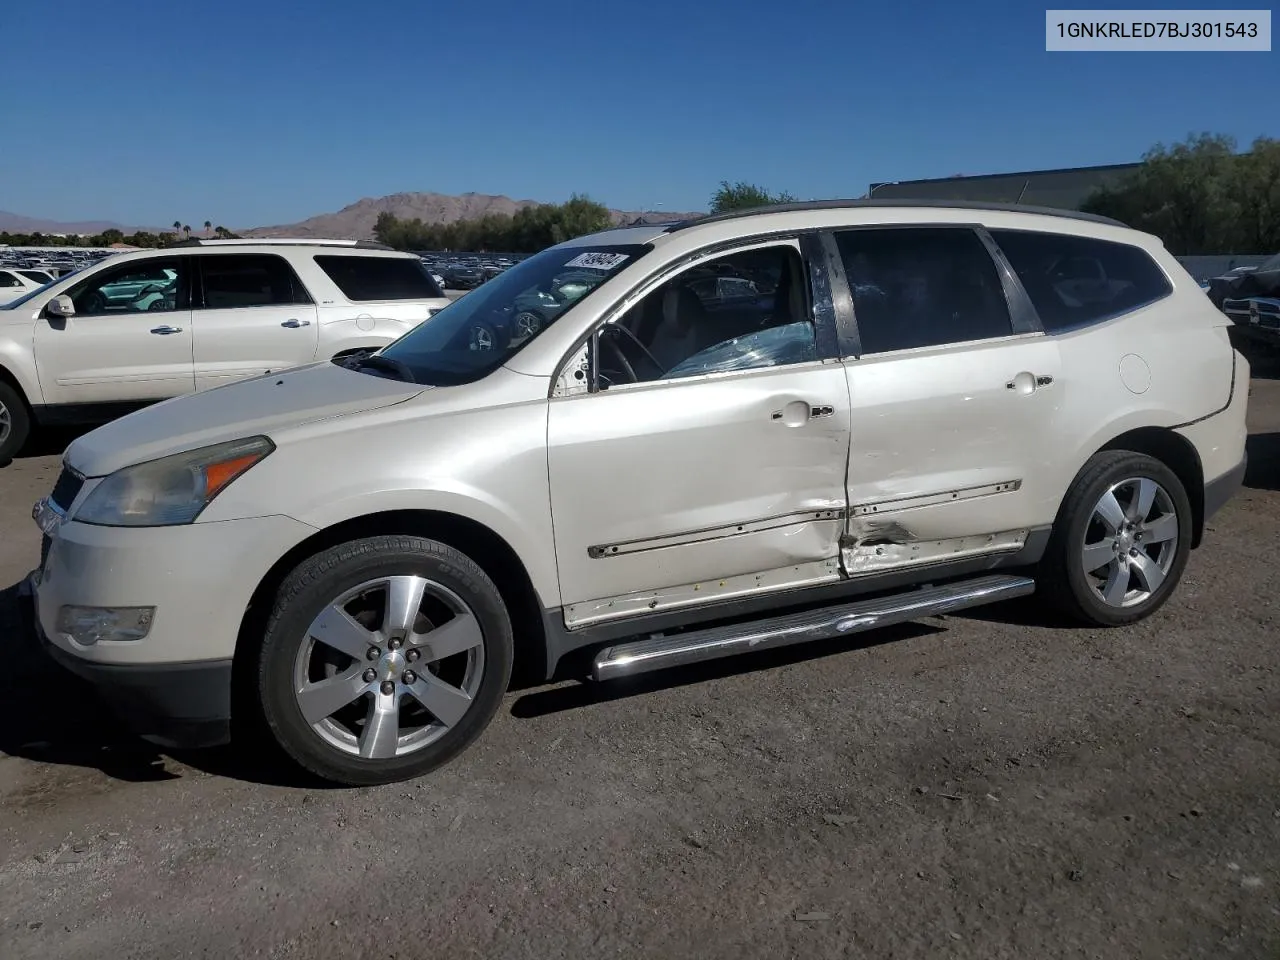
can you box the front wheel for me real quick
[256,535,513,786]
[0,380,31,464]
[1040,451,1193,626]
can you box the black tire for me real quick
[1040,450,1193,627]
[0,380,32,464]
[256,535,513,786]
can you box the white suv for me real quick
[0,239,450,460]
[28,201,1249,786]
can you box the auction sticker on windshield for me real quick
[564,251,631,271]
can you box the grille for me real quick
[49,466,85,512]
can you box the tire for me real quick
[1040,451,1193,627]
[256,535,513,786]
[0,380,32,464]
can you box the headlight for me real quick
[74,436,274,527]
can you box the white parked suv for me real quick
[0,239,450,460]
[27,201,1248,786]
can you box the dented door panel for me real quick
[842,334,1064,569]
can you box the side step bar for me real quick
[590,574,1035,682]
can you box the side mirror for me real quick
[46,295,76,319]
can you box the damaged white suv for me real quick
[29,201,1249,785]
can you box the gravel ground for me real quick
[1,367,1278,960]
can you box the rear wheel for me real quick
[256,535,513,786]
[1041,451,1192,626]
[0,381,31,463]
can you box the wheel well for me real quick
[232,510,550,710]
[0,363,31,407]
[1100,427,1206,547]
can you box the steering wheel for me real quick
[607,322,664,374]
[598,330,638,385]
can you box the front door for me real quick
[33,256,195,404]
[831,226,1065,575]
[547,240,852,628]
[191,253,320,389]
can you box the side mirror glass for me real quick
[46,294,76,318]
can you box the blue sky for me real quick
[3,0,1274,228]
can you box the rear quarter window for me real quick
[313,255,445,301]
[990,230,1173,333]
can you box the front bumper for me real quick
[22,573,233,748]
[29,511,317,748]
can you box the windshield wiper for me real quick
[343,353,418,383]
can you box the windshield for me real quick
[373,242,650,385]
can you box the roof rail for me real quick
[168,237,395,250]
[663,198,1128,231]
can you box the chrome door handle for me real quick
[149,325,183,335]
[281,319,311,328]
[1006,371,1052,393]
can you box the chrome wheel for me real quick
[292,575,486,759]
[0,400,10,448]
[1081,477,1179,608]
[470,324,494,351]
[513,311,542,338]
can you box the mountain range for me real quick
[0,192,704,240]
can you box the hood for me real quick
[66,361,427,477]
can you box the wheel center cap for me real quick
[378,650,405,682]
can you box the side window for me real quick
[989,229,1173,332]
[597,245,816,388]
[835,228,1013,355]
[66,259,185,316]
[313,255,445,301]
[0,271,22,288]
[198,254,310,309]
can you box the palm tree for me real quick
[204,220,212,236]
[214,225,228,238]
[182,224,192,239]
[172,220,181,234]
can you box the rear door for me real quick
[191,253,319,389]
[32,256,195,404]
[832,226,1066,576]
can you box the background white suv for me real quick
[0,239,450,460]
[29,201,1248,786]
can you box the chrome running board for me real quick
[590,574,1035,682]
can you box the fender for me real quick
[0,331,44,406]
[286,483,562,611]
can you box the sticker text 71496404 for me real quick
[563,251,631,271]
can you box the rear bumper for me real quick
[22,573,233,749]
[1204,454,1247,522]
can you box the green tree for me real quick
[182,224,192,239]
[708,180,796,214]
[172,220,182,234]
[203,220,212,236]
[1080,132,1280,254]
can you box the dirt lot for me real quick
[1,366,1278,960]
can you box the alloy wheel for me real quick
[0,400,10,447]
[1080,476,1180,608]
[291,575,486,759]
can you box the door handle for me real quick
[770,400,833,425]
[281,319,311,328]
[150,325,183,335]
[1006,371,1052,393]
